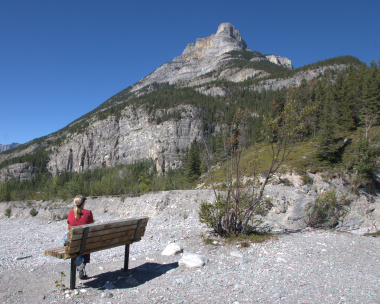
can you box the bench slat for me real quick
[66,227,146,254]
[68,217,148,238]
[45,246,67,259]
[69,221,147,241]
[64,236,142,258]
[67,228,137,247]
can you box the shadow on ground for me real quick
[82,262,178,290]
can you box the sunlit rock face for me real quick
[47,105,204,175]
[130,23,292,93]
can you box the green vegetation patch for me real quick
[365,230,380,237]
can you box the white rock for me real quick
[161,243,183,256]
[230,251,243,258]
[276,257,287,263]
[178,252,207,268]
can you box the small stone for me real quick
[101,292,113,298]
[104,281,115,290]
[230,251,243,258]
[176,278,186,284]
[238,257,250,264]
[161,243,183,256]
[125,276,139,286]
[276,257,287,263]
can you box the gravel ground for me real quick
[0,191,379,304]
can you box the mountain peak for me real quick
[216,22,243,41]
[177,22,250,62]
[129,23,291,94]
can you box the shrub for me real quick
[29,208,38,217]
[304,190,350,228]
[4,207,11,218]
[301,172,314,185]
[199,196,231,236]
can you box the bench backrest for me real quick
[47,216,148,259]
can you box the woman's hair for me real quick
[73,195,86,219]
[74,204,85,219]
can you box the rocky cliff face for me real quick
[265,55,293,69]
[47,105,203,175]
[180,22,250,61]
[0,162,33,183]
[0,143,20,153]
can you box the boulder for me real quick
[178,252,207,268]
[161,243,183,256]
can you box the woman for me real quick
[67,195,94,279]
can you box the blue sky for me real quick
[1,0,379,145]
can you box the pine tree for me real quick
[185,138,201,179]
[360,61,380,137]
[315,91,342,163]
[340,65,361,133]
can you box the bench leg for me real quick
[70,258,76,290]
[124,244,130,271]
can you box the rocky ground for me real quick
[0,189,379,303]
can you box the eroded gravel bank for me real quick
[0,190,379,303]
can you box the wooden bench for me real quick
[45,216,149,289]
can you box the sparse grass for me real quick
[203,232,273,247]
[200,140,317,188]
[226,233,273,245]
[55,271,67,292]
[365,230,380,237]
[200,124,380,189]
[203,238,214,245]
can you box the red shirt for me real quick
[67,209,94,227]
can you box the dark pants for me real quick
[76,254,90,269]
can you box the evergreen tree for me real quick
[360,61,380,136]
[315,91,342,163]
[340,65,361,132]
[185,138,201,179]
[354,132,377,188]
